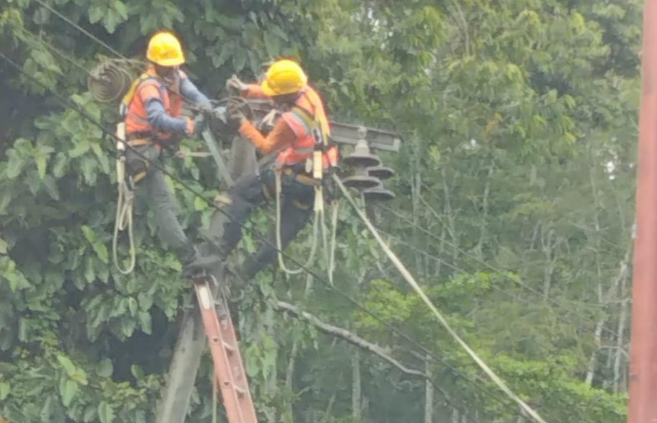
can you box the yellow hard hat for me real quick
[262,59,308,96]
[147,32,185,67]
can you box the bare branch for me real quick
[277,301,426,378]
[276,301,458,407]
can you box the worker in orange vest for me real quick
[123,31,220,276]
[203,59,338,279]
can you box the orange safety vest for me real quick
[124,67,184,142]
[278,87,339,169]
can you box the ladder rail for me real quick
[194,279,258,423]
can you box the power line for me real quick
[378,203,619,338]
[0,50,517,410]
[32,0,130,65]
[336,176,548,423]
[376,226,545,303]
[16,26,92,76]
[21,6,212,116]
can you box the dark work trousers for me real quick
[205,167,315,280]
[127,143,196,263]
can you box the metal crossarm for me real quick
[194,278,258,423]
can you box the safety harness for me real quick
[112,122,137,274]
[274,94,340,283]
[112,73,163,274]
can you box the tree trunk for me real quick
[425,355,433,423]
[286,341,298,390]
[585,319,605,386]
[585,242,632,386]
[585,145,605,387]
[352,349,362,422]
[476,158,495,261]
[541,228,555,298]
[435,225,446,277]
[441,168,459,265]
[412,142,424,272]
[614,277,629,393]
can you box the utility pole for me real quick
[154,137,257,423]
[628,1,657,422]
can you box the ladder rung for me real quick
[223,341,236,353]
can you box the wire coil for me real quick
[87,59,136,104]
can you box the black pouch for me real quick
[125,143,159,184]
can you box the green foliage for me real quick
[0,0,639,422]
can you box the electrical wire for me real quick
[32,0,133,67]
[16,26,92,76]
[0,50,518,411]
[376,226,600,309]
[335,175,549,423]
[379,202,619,339]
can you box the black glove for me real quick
[226,99,246,126]
[194,113,207,137]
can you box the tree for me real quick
[0,0,639,422]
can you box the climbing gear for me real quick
[88,59,135,104]
[147,32,185,67]
[277,87,338,170]
[268,84,339,281]
[261,59,308,96]
[273,170,339,283]
[112,122,137,274]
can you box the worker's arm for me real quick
[241,84,269,99]
[238,118,295,154]
[180,74,212,110]
[141,85,190,134]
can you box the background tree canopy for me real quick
[0,0,641,422]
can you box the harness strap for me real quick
[126,138,151,147]
[283,167,321,186]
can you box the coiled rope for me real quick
[88,59,136,104]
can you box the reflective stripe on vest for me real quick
[124,68,184,141]
[278,87,335,168]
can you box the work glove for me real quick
[226,75,249,95]
[226,99,246,127]
[194,113,207,137]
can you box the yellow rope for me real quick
[112,124,136,274]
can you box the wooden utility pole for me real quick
[628,1,657,422]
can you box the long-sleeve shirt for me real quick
[141,73,210,134]
[237,84,297,154]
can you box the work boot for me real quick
[181,247,222,279]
